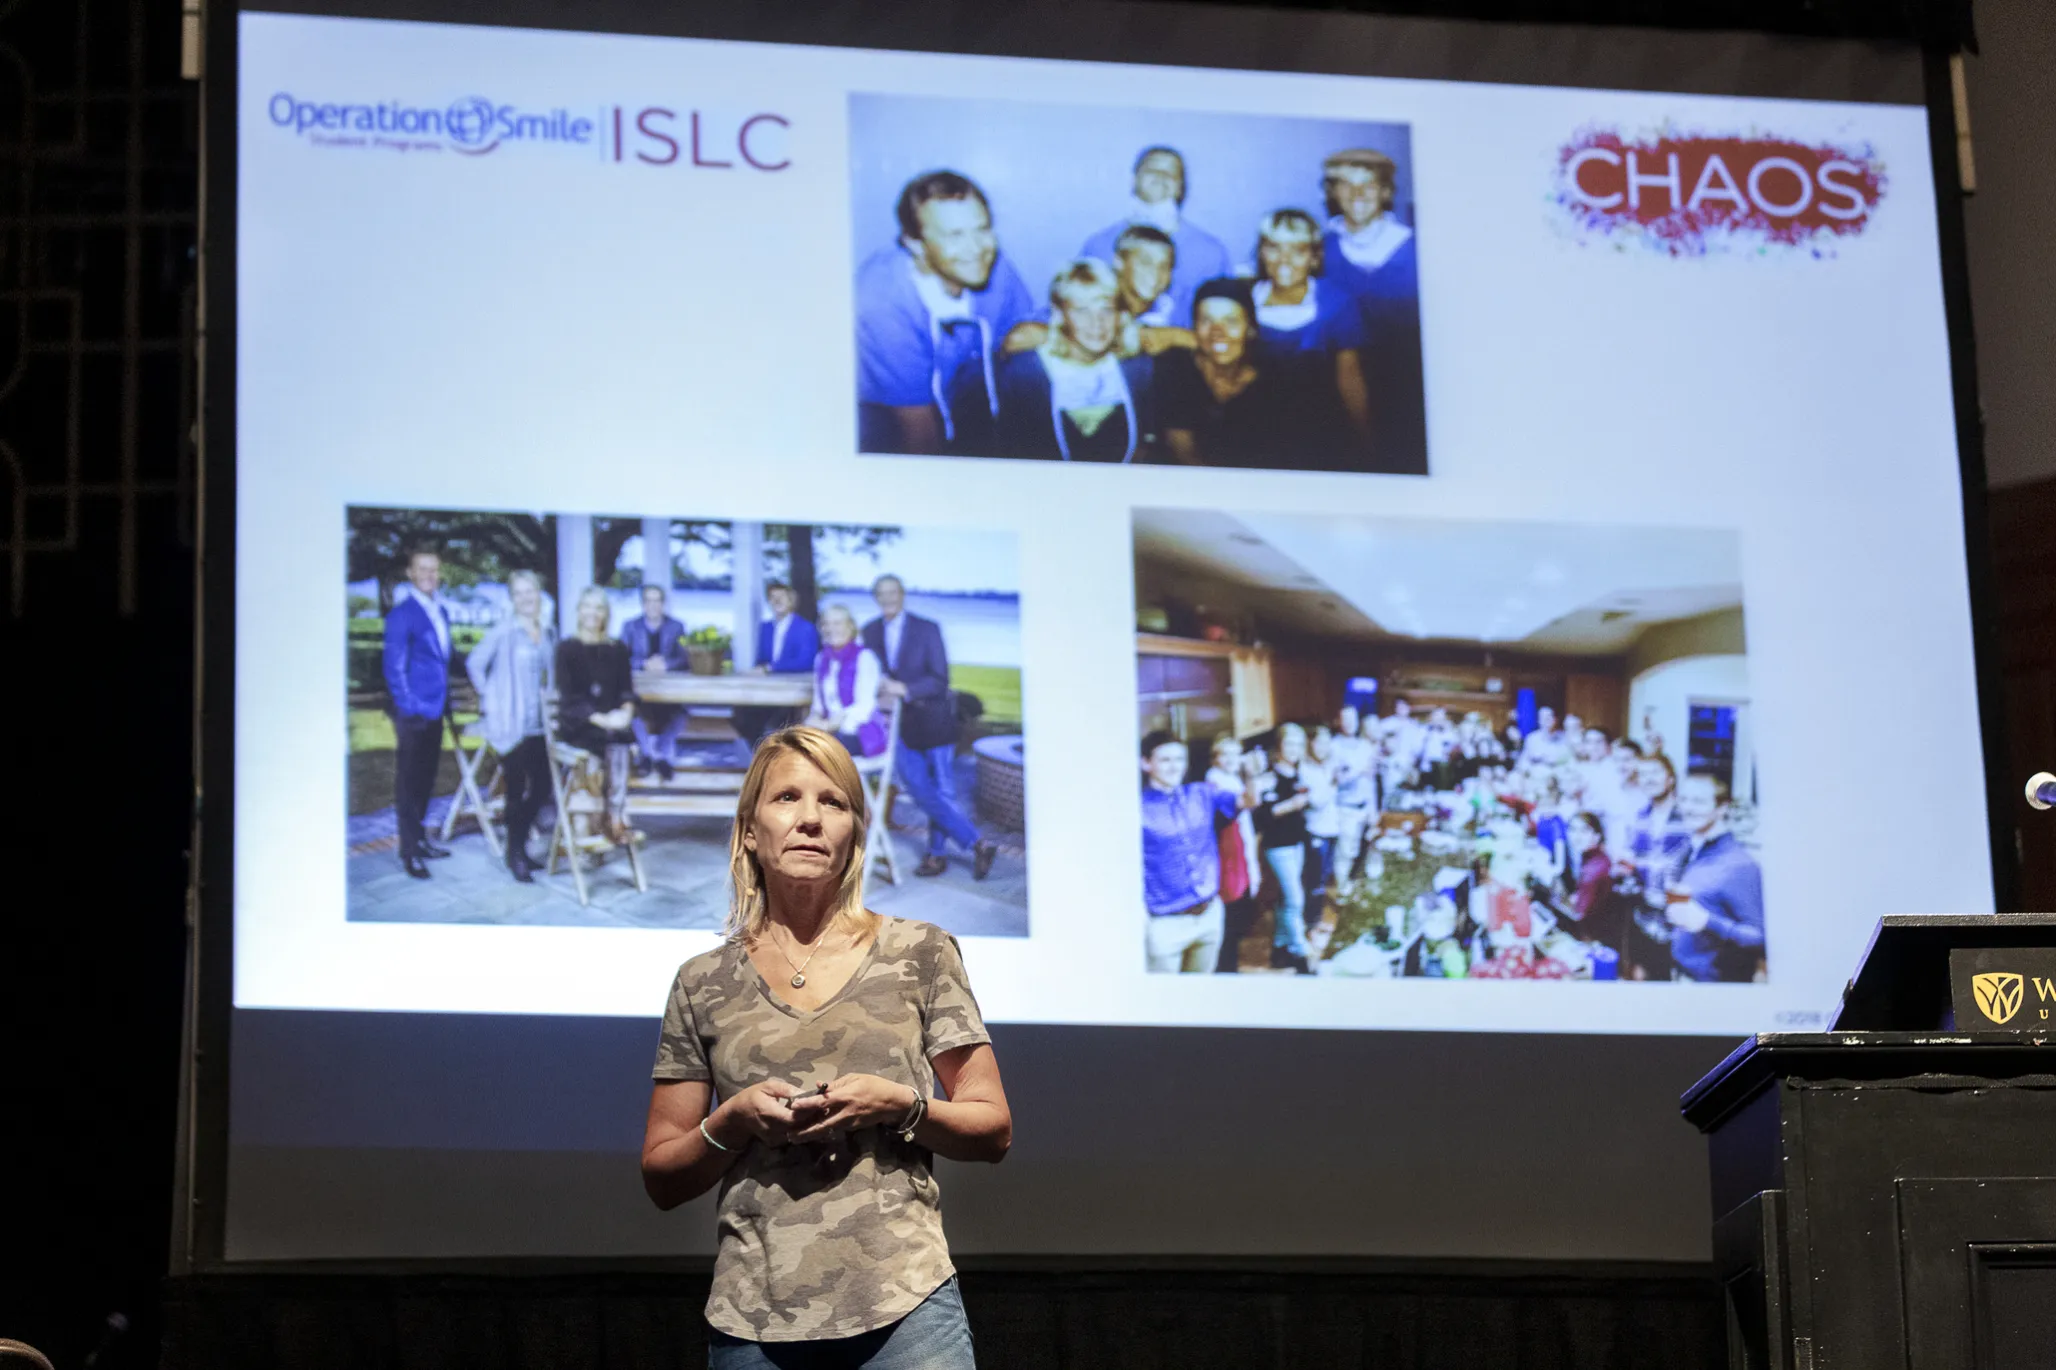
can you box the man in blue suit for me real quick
[382,547,453,879]
[862,574,996,880]
[734,580,820,746]
[755,581,820,673]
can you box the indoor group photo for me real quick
[1134,507,1762,981]
[849,93,1427,474]
[344,505,1030,937]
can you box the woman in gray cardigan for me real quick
[465,570,556,882]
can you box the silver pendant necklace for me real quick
[774,926,828,989]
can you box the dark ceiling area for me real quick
[1156,0,1976,47]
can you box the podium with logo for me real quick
[1682,914,2056,1370]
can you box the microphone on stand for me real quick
[2026,773,2056,811]
[81,1313,129,1369]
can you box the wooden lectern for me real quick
[1682,914,2056,1370]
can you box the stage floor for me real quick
[161,1258,1724,1370]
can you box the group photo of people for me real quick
[850,94,1427,474]
[1134,507,1763,981]
[344,505,1029,938]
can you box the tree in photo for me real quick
[761,523,905,620]
[347,508,555,607]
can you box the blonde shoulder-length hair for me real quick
[572,586,612,645]
[726,726,875,943]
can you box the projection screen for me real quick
[194,0,1999,1263]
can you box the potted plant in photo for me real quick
[686,624,731,676]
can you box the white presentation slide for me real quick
[233,10,1991,1034]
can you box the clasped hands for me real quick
[727,1074,917,1147]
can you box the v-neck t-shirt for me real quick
[651,916,991,1342]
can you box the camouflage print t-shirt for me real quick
[652,915,991,1343]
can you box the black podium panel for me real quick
[1899,1179,2056,1370]
[1684,1034,2056,1370]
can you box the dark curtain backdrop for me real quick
[0,0,197,1368]
[0,1,1980,1368]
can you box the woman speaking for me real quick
[642,727,1012,1368]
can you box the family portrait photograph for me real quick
[850,94,1427,475]
[344,505,1029,938]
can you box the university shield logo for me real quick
[1972,972,2025,1026]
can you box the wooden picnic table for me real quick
[624,670,814,816]
[632,670,813,707]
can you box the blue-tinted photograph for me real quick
[850,95,1427,475]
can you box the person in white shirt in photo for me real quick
[1519,705,1571,768]
[1418,706,1458,790]
[1379,696,1426,796]
[1328,704,1379,890]
[1303,725,1342,941]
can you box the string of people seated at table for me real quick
[436,573,1000,890]
[856,144,1425,472]
[1139,700,1765,981]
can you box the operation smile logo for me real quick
[266,92,791,170]
[1553,126,1886,255]
[1970,971,2055,1027]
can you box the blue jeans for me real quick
[1307,835,1336,889]
[1304,835,1334,928]
[632,706,685,764]
[1266,844,1309,957]
[895,742,981,855]
[708,1276,975,1369]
